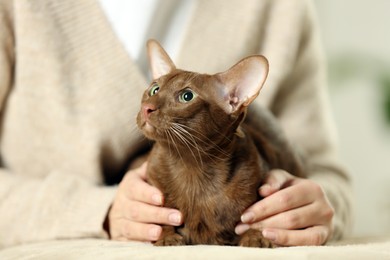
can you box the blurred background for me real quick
[314,0,390,237]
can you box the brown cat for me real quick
[136,40,306,247]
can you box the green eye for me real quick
[179,89,197,103]
[149,83,160,96]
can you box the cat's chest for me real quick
[147,142,261,207]
[147,143,262,244]
[151,163,221,207]
[148,154,247,216]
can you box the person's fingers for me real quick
[124,200,182,226]
[249,201,333,230]
[235,202,322,235]
[107,163,183,242]
[122,164,164,206]
[241,181,313,224]
[112,219,162,242]
[258,169,293,197]
[137,162,148,178]
[235,223,250,235]
[262,225,330,246]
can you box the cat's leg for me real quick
[153,225,185,246]
[238,229,275,248]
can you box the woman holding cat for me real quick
[104,0,351,246]
[108,162,336,246]
[0,0,351,249]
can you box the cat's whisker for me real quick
[170,126,200,163]
[171,124,228,170]
[128,122,142,136]
[171,125,203,157]
[173,123,225,148]
[164,130,173,158]
[172,124,205,164]
[130,127,140,136]
[171,123,227,165]
[172,123,231,159]
[170,126,204,171]
[119,120,151,150]
[166,128,185,166]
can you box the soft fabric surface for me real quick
[1,237,389,260]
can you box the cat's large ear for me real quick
[147,39,176,79]
[216,55,269,114]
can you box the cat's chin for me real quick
[142,121,157,138]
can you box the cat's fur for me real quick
[136,40,306,247]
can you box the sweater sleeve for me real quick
[262,1,352,240]
[0,1,116,248]
[0,170,117,248]
[0,0,13,106]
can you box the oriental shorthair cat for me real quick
[136,40,306,247]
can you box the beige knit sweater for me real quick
[0,0,352,248]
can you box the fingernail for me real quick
[271,183,281,190]
[261,184,271,190]
[263,229,276,242]
[152,194,163,205]
[235,224,250,235]
[241,212,255,223]
[169,212,182,225]
[149,226,161,240]
[259,184,271,195]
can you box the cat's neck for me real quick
[155,131,238,173]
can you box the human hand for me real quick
[235,169,334,246]
[106,163,183,242]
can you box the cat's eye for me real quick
[149,83,160,96]
[179,89,197,103]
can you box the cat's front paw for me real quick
[238,229,275,248]
[154,233,185,246]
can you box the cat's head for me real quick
[137,40,268,147]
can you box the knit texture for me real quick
[0,0,351,248]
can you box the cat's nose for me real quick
[142,103,157,119]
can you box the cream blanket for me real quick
[1,237,389,259]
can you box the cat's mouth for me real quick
[143,121,155,133]
[139,117,159,139]
[137,112,166,140]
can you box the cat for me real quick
[136,39,306,247]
